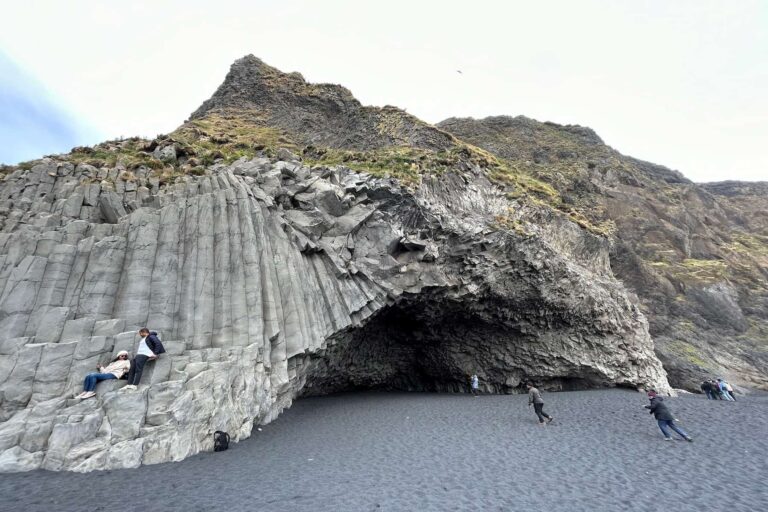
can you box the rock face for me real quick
[0,57,671,472]
[0,158,669,472]
[438,116,768,390]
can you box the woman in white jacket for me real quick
[75,350,131,399]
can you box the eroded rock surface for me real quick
[0,153,669,472]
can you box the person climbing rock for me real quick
[75,350,131,399]
[123,328,165,390]
[470,374,480,396]
[644,390,693,442]
[526,382,553,425]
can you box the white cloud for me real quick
[1,0,765,182]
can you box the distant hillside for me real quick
[439,116,768,389]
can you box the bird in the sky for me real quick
[456,70,463,74]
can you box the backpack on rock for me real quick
[214,431,230,452]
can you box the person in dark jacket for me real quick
[710,379,724,400]
[644,390,693,441]
[124,328,165,390]
[700,380,714,400]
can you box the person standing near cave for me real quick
[470,374,480,396]
[526,382,553,425]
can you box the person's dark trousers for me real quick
[126,355,150,385]
[704,390,713,400]
[657,419,689,439]
[533,403,551,423]
[727,391,737,401]
[83,373,116,392]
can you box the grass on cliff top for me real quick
[650,258,728,284]
[171,111,300,165]
[5,111,611,237]
[666,339,711,368]
[13,138,167,171]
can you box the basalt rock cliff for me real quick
[0,55,702,472]
[438,116,768,390]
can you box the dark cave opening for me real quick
[292,291,637,398]
[296,297,526,397]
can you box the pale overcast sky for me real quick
[1,0,765,182]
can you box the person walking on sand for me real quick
[470,374,480,396]
[644,390,693,442]
[712,379,727,400]
[526,382,553,425]
[717,378,735,401]
[723,380,737,401]
[124,328,165,390]
[75,350,131,399]
[700,380,714,400]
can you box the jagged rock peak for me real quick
[191,54,361,120]
[190,55,456,152]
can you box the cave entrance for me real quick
[296,296,524,397]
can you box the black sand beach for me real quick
[1,389,766,512]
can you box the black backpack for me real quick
[214,431,230,452]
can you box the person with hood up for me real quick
[644,390,693,442]
[75,350,131,399]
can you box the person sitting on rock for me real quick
[123,328,165,390]
[644,390,693,442]
[75,350,131,399]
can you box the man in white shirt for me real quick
[124,328,161,390]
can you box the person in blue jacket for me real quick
[124,328,165,390]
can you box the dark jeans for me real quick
[726,390,737,401]
[533,403,551,423]
[126,355,151,385]
[703,390,714,400]
[83,372,116,391]
[657,419,689,439]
